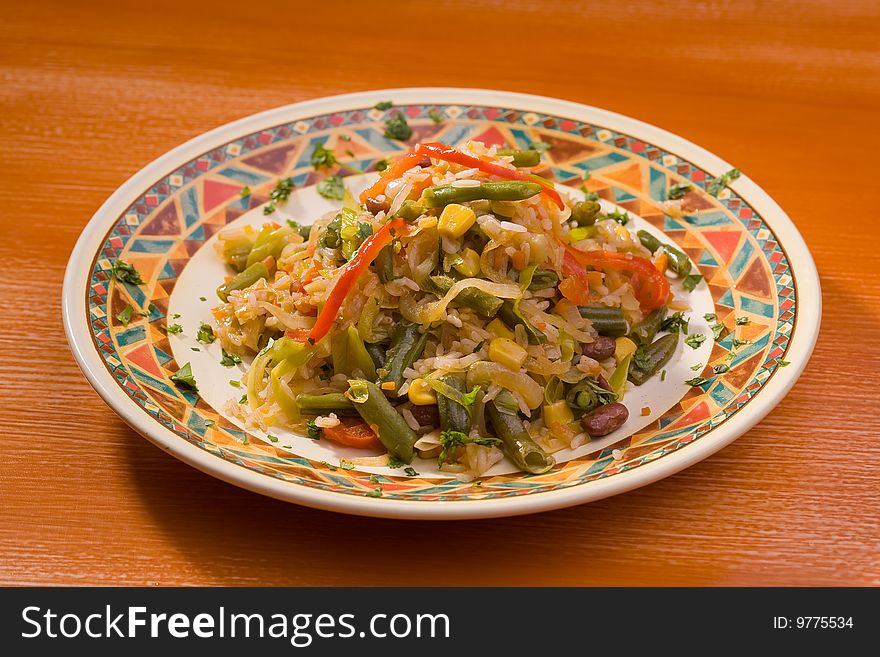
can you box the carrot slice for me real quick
[321,418,382,449]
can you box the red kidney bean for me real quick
[409,404,440,428]
[581,402,629,437]
[581,336,616,361]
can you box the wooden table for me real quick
[2,0,878,586]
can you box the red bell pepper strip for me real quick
[559,250,592,305]
[297,218,410,344]
[415,142,565,209]
[359,151,423,204]
[562,244,670,311]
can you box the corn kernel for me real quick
[487,318,516,341]
[438,203,476,238]
[407,378,436,405]
[453,248,480,277]
[614,336,638,361]
[488,337,528,370]
[543,400,574,427]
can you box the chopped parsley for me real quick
[778,360,791,367]
[317,174,345,200]
[725,352,736,361]
[428,108,444,123]
[170,362,198,391]
[229,379,241,388]
[632,345,653,371]
[196,322,215,344]
[368,475,379,484]
[239,185,251,197]
[199,296,207,302]
[711,323,726,341]
[690,362,703,371]
[685,376,711,387]
[682,273,703,292]
[388,455,405,469]
[339,134,351,142]
[404,467,418,477]
[704,313,717,322]
[706,168,741,196]
[667,182,693,200]
[267,434,279,443]
[321,461,337,471]
[162,323,183,335]
[339,459,355,471]
[345,149,354,158]
[383,112,412,141]
[530,141,552,153]
[684,333,707,349]
[660,369,667,382]
[220,348,242,367]
[171,313,181,319]
[264,177,295,214]
[239,394,248,404]
[735,316,750,325]
[661,311,689,334]
[190,347,200,352]
[111,260,144,286]
[241,437,249,445]
[116,304,134,327]
[732,338,753,348]
[713,363,730,374]
[148,303,157,313]
[310,142,337,170]
[581,188,600,202]
[306,420,321,440]
[461,385,480,408]
[604,209,629,225]
[365,487,383,498]
[438,430,502,466]
[373,100,393,111]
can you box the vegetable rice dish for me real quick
[209,140,698,477]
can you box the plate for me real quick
[62,88,820,519]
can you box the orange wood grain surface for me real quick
[1,0,878,586]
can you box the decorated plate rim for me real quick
[62,88,821,519]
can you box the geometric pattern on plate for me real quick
[85,104,796,501]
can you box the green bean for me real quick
[391,200,424,221]
[637,230,662,254]
[246,225,293,268]
[378,322,428,395]
[295,393,359,417]
[486,391,555,474]
[423,181,543,207]
[527,269,558,290]
[578,305,628,337]
[628,333,679,385]
[565,378,617,413]
[571,200,601,227]
[364,342,387,371]
[374,244,396,282]
[662,245,692,277]
[426,275,503,318]
[496,149,541,167]
[348,379,418,463]
[498,300,547,344]
[216,262,269,302]
[437,375,471,434]
[629,307,668,345]
[296,224,312,241]
[637,230,692,277]
[223,242,253,273]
